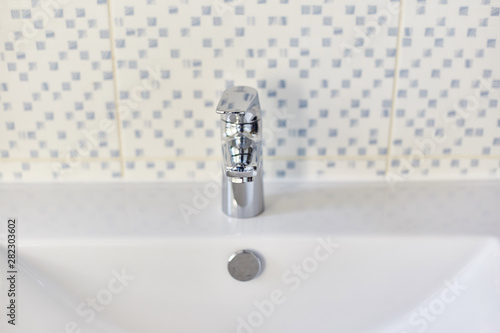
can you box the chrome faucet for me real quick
[216,86,264,218]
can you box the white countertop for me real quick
[1,180,500,241]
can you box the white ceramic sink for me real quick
[1,181,500,333]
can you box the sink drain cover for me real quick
[228,250,263,282]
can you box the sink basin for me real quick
[1,181,500,332]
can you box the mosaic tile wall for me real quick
[1,0,499,182]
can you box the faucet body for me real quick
[216,86,264,218]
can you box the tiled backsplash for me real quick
[1,0,499,182]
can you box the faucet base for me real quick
[222,172,264,218]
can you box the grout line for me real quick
[116,155,500,161]
[123,156,223,162]
[106,0,126,179]
[2,155,499,164]
[0,157,122,163]
[384,0,406,176]
[265,155,387,161]
[390,155,500,160]
[123,155,388,162]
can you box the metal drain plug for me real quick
[228,250,263,282]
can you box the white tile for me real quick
[123,159,220,181]
[0,0,121,160]
[1,0,499,182]
[0,159,122,181]
[110,0,399,160]
[265,157,387,180]
[387,156,500,187]
[391,0,500,157]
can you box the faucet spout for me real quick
[216,86,264,218]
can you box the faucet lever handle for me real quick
[216,86,260,118]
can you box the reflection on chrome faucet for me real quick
[216,86,265,218]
